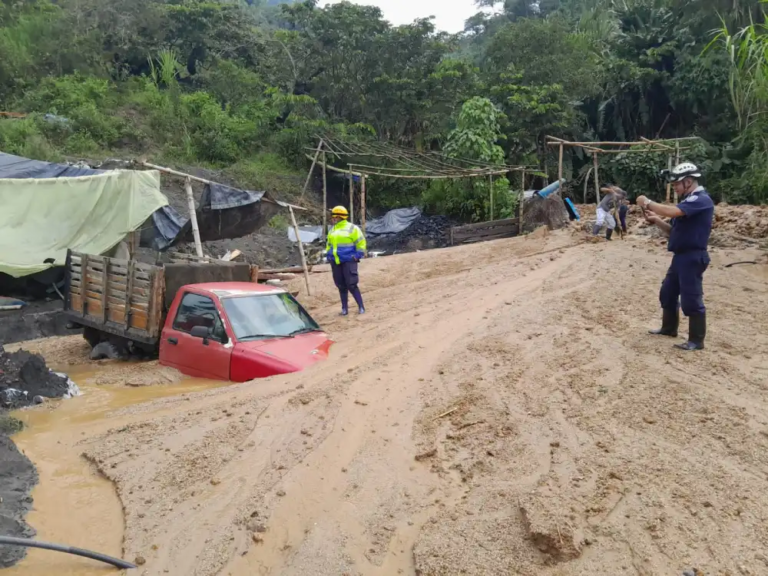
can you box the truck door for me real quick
[160,292,233,380]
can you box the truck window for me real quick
[173,293,226,341]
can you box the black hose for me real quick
[725,260,757,268]
[0,536,136,569]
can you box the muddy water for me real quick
[6,365,226,576]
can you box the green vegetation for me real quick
[1,0,767,219]
[0,414,24,435]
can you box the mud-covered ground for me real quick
[0,433,37,568]
[13,225,767,576]
[0,347,75,568]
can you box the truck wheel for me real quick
[82,327,102,348]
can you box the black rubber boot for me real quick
[592,223,601,235]
[649,308,679,337]
[606,228,613,241]
[675,313,706,351]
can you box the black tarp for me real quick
[178,183,280,243]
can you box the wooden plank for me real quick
[148,267,165,338]
[101,258,109,323]
[452,224,518,240]
[451,217,519,233]
[82,253,89,316]
[453,222,518,235]
[108,308,127,324]
[70,294,83,312]
[130,312,149,331]
[124,260,135,329]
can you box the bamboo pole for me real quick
[665,154,672,203]
[184,177,204,258]
[142,161,307,211]
[593,153,600,204]
[361,174,367,239]
[545,137,699,146]
[300,139,323,200]
[557,143,564,196]
[348,170,354,224]
[489,174,494,221]
[322,150,328,243]
[288,206,311,297]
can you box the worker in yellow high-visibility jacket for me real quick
[325,206,367,315]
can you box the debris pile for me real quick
[368,215,455,254]
[521,194,570,233]
[174,227,299,269]
[0,347,75,409]
[714,203,768,239]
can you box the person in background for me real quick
[619,197,630,234]
[636,162,714,351]
[594,186,627,240]
[326,206,367,316]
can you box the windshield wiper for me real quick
[287,327,321,337]
[238,333,292,340]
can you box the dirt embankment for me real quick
[20,226,759,576]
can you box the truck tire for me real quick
[82,327,102,348]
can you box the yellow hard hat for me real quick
[330,206,349,218]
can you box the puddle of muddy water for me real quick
[5,364,227,576]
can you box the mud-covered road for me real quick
[8,227,768,576]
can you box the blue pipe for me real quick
[535,179,565,198]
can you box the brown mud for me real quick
[6,229,768,576]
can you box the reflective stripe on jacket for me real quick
[325,220,366,264]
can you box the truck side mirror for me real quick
[190,325,211,341]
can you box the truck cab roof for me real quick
[182,282,287,299]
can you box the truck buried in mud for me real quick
[62,250,332,381]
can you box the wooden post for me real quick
[300,139,323,200]
[593,152,600,204]
[185,177,203,258]
[557,143,564,195]
[322,150,328,243]
[665,154,672,203]
[288,206,311,297]
[489,174,494,221]
[348,170,354,224]
[361,174,367,238]
[127,230,141,259]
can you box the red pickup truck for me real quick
[63,251,332,381]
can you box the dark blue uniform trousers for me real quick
[331,261,364,311]
[659,251,710,316]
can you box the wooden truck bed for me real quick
[64,250,166,344]
[64,250,259,346]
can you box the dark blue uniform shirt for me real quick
[668,187,714,254]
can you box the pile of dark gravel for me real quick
[368,215,455,255]
[0,346,70,409]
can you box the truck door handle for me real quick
[167,337,178,345]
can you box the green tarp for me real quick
[0,170,168,278]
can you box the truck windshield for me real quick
[221,293,321,341]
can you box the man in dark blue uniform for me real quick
[636,162,714,351]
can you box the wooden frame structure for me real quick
[142,162,312,296]
[302,135,531,241]
[545,136,701,204]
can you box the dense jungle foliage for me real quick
[1,0,767,220]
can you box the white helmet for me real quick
[666,162,701,182]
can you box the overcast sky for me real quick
[322,0,479,33]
